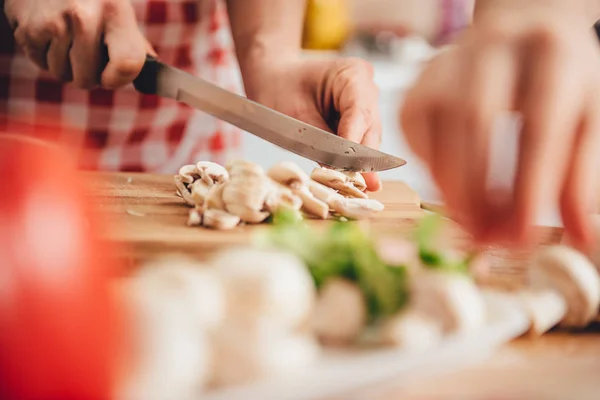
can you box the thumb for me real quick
[101,2,147,89]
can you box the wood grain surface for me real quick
[86,172,600,400]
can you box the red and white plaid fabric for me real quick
[0,0,243,172]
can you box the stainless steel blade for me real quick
[153,62,406,172]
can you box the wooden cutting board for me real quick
[84,172,426,261]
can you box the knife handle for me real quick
[132,55,160,95]
[100,45,159,95]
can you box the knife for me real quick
[131,55,406,172]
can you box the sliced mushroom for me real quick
[311,167,368,199]
[307,179,344,205]
[226,204,270,224]
[202,209,241,230]
[342,171,367,192]
[205,183,226,211]
[411,270,486,334]
[264,184,303,213]
[196,161,229,186]
[187,209,202,226]
[267,161,309,188]
[380,308,442,350]
[209,248,316,330]
[226,160,264,176]
[518,288,567,337]
[222,173,273,223]
[296,189,329,219]
[311,278,367,344]
[178,164,199,184]
[174,175,195,206]
[529,245,600,328]
[330,197,384,220]
[190,179,210,206]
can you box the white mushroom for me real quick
[410,270,486,334]
[221,167,273,223]
[190,179,210,206]
[342,171,367,192]
[296,189,329,219]
[226,160,264,176]
[518,288,567,337]
[203,183,226,211]
[267,161,309,188]
[114,258,224,399]
[196,161,229,186]
[307,179,344,205]
[311,278,367,344]
[330,197,385,220]
[380,308,442,350]
[174,175,195,206]
[202,209,241,230]
[187,209,202,226]
[311,167,368,199]
[212,324,319,387]
[561,214,600,275]
[131,257,226,330]
[209,248,316,330]
[264,183,303,213]
[528,245,600,328]
[178,164,199,184]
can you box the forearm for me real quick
[226,0,306,78]
[474,0,600,24]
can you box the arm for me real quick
[225,0,306,98]
[473,0,600,24]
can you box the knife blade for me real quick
[132,56,406,172]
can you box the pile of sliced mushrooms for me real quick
[114,211,600,398]
[174,160,385,229]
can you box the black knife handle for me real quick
[100,45,159,95]
[132,55,160,95]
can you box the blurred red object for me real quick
[0,135,118,399]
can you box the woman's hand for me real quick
[241,55,383,192]
[400,1,600,247]
[4,0,150,88]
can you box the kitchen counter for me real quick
[89,172,600,400]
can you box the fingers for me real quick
[47,18,73,81]
[460,43,519,241]
[101,0,147,89]
[560,98,600,248]
[332,59,382,191]
[13,15,68,70]
[512,32,584,243]
[69,4,103,88]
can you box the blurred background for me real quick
[239,0,475,203]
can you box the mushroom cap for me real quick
[178,164,199,184]
[130,257,227,330]
[529,245,600,328]
[267,161,309,187]
[196,161,229,186]
[411,270,486,334]
[226,160,264,176]
[311,278,367,344]
[202,209,241,230]
[210,248,316,330]
[380,308,442,350]
[205,183,226,211]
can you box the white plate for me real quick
[201,290,529,400]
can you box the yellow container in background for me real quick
[303,0,351,50]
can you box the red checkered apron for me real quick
[0,0,243,172]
